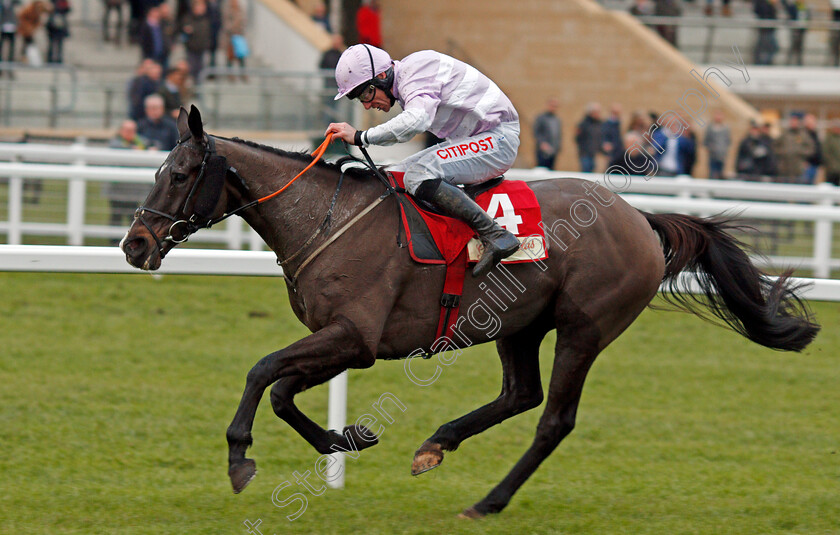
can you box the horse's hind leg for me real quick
[226,315,374,493]
[412,319,550,475]
[461,310,601,518]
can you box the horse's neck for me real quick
[226,142,378,262]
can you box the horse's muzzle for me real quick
[122,233,162,271]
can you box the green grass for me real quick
[0,272,838,534]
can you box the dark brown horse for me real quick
[122,107,819,518]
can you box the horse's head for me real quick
[122,105,235,270]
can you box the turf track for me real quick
[1,272,838,534]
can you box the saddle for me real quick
[385,171,548,345]
[386,172,547,265]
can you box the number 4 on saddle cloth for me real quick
[386,171,548,344]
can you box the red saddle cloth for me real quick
[386,172,548,343]
[387,172,548,265]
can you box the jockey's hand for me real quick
[325,123,357,145]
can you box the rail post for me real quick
[225,216,244,250]
[813,183,833,278]
[326,371,348,489]
[8,175,23,245]
[67,144,88,245]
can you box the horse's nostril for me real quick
[123,236,148,258]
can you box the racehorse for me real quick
[122,106,819,518]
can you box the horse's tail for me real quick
[642,211,819,352]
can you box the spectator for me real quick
[682,121,698,176]
[736,120,776,181]
[17,0,51,63]
[311,1,331,33]
[830,0,840,66]
[617,130,653,175]
[705,0,732,16]
[753,0,778,65]
[319,32,344,122]
[104,119,151,236]
[802,113,821,184]
[206,0,221,74]
[158,2,177,61]
[623,111,658,174]
[175,0,188,25]
[45,0,69,64]
[575,102,601,173]
[782,0,809,66]
[180,0,212,83]
[221,0,247,80]
[0,0,20,72]
[101,0,124,43]
[575,102,602,173]
[157,66,185,117]
[533,98,562,169]
[127,58,162,121]
[703,110,731,179]
[601,103,624,169]
[356,0,381,48]
[137,93,179,150]
[654,0,682,47]
[110,117,147,149]
[139,5,168,68]
[627,109,651,135]
[758,121,778,177]
[320,32,343,73]
[125,0,145,43]
[629,0,654,16]
[773,113,815,183]
[652,120,695,176]
[823,119,840,185]
[172,58,193,99]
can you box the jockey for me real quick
[325,44,521,277]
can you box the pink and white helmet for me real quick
[333,44,393,101]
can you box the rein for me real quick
[134,134,333,258]
[135,131,393,283]
[283,145,395,283]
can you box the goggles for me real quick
[348,83,377,103]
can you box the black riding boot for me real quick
[414,178,520,277]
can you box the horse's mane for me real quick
[218,135,373,179]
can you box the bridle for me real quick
[132,130,399,284]
[133,133,334,260]
[134,134,222,256]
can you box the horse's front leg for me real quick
[226,315,374,493]
[268,369,380,456]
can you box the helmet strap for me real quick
[362,44,395,105]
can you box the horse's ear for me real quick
[187,105,204,140]
[176,107,190,137]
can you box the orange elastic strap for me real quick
[257,133,334,204]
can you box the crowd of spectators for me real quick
[540,102,838,186]
[628,0,839,66]
[0,0,247,79]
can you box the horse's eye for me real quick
[171,172,188,185]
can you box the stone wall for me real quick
[379,0,759,178]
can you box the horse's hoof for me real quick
[229,458,257,494]
[411,441,444,475]
[457,506,484,519]
[342,424,378,450]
